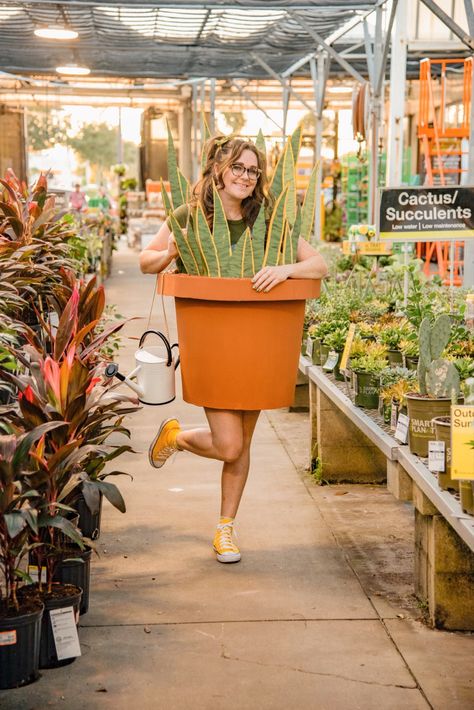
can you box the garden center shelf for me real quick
[299,355,474,631]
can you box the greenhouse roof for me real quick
[0,0,384,80]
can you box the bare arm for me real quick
[252,237,328,292]
[139,220,179,274]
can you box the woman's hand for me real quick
[252,264,293,292]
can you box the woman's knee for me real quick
[213,435,243,463]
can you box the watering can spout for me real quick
[104,362,145,399]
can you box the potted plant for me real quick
[159,126,321,410]
[400,336,419,371]
[406,315,461,458]
[378,319,411,367]
[323,326,349,381]
[350,343,388,409]
[0,421,64,688]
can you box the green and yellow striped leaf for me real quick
[290,124,302,165]
[300,162,319,241]
[160,179,173,215]
[169,214,199,275]
[196,204,220,277]
[255,129,266,157]
[263,187,288,267]
[227,228,254,277]
[284,205,301,264]
[212,184,232,267]
[283,142,297,227]
[167,122,184,209]
[178,169,190,205]
[242,228,255,276]
[251,202,266,271]
[186,213,207,276]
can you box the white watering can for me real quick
[105,330,179,405]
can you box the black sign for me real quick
[379,186,474,241]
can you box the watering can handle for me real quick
[139,330,173,367]
[171,343,180,370]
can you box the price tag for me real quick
[395,413,409,444]
[339,323,356,373]
[49,607,81,661]
[428,440,445,472]
[305,336,313,359]
[27,565,47,584]
[323,350,339,372]
[0,630,17,646]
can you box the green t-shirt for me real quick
[167,203,246,246]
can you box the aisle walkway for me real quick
[3,243,473,710]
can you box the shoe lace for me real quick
[157,444,177,461]
[216,523,238,552]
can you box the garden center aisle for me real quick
[3,241,473,710]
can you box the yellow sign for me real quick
[451,405,474,480]
[339,323,357,373]
[342,241,391,255]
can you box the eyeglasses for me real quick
[230,163,261,181]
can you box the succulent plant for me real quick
[165,124,319,278]
[417,315,460,399]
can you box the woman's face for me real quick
[219,148,259,202]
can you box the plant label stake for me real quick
[105,330,179,405]
[428,440,445,473]
[49,607,81,661]
[395,413,409,444]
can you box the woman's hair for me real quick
[192,135,272,228]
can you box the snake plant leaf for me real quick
[300,161,319,241]
[200,113,212,174]
[269,146,285,200]
[227,228,254,277]
[251,202,266,271]
[166,121,184,209]
[284,206,301,264]
[185,215,207,276]
[290,124,302,165]
[160,179,173,215]
[196,204,220,277]
[178,169,190,204]
[263,187,288,267]
[283,142,297,227]
[212,184,232,265]
[255,129,266,157]
[169,214,200,275]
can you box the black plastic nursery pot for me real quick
[460,481,474,515]
[405,356,419,371]
[310,337,322,365]
[354,371,380,409]
[18,584,82,669]
[432,417,459,492]
[387,349,403,367]
[333,351,345,381]
[0,601,43,689]
[406,394,451,458]
[54,547,92,616]
[75,492,103,540]
[319,343,330,365]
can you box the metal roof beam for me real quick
[464,0,474,36]
[250,53,314,111]
[288,10,367,85]
[419,0,474,51]
[0,1,379,8]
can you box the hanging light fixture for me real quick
[35,26,78,40]
[55,63,90,76]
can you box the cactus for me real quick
[416,316,460,400]
[164,123,316,278]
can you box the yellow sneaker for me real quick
[213,519,241,563]
[148,418,181,469]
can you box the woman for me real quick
[139,135,327,564]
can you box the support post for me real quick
[386,0,407,187]
[310,54,328,244]
[463,6,474,287]
[178,88,193,181]
[192,83,199,182]
[209,78,216,133]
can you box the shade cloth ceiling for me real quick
[0,0,383,80]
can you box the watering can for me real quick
[104,330,179,405]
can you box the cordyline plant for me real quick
[165,124,319,277]
[0,421,66,612]
[0,170,78,323]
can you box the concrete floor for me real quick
[2,242,473,710]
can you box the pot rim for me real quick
[158,273,320,302]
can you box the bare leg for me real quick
[176,409,244,462]
[218,410,260,518]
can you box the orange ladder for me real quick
[417,57,472,285]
